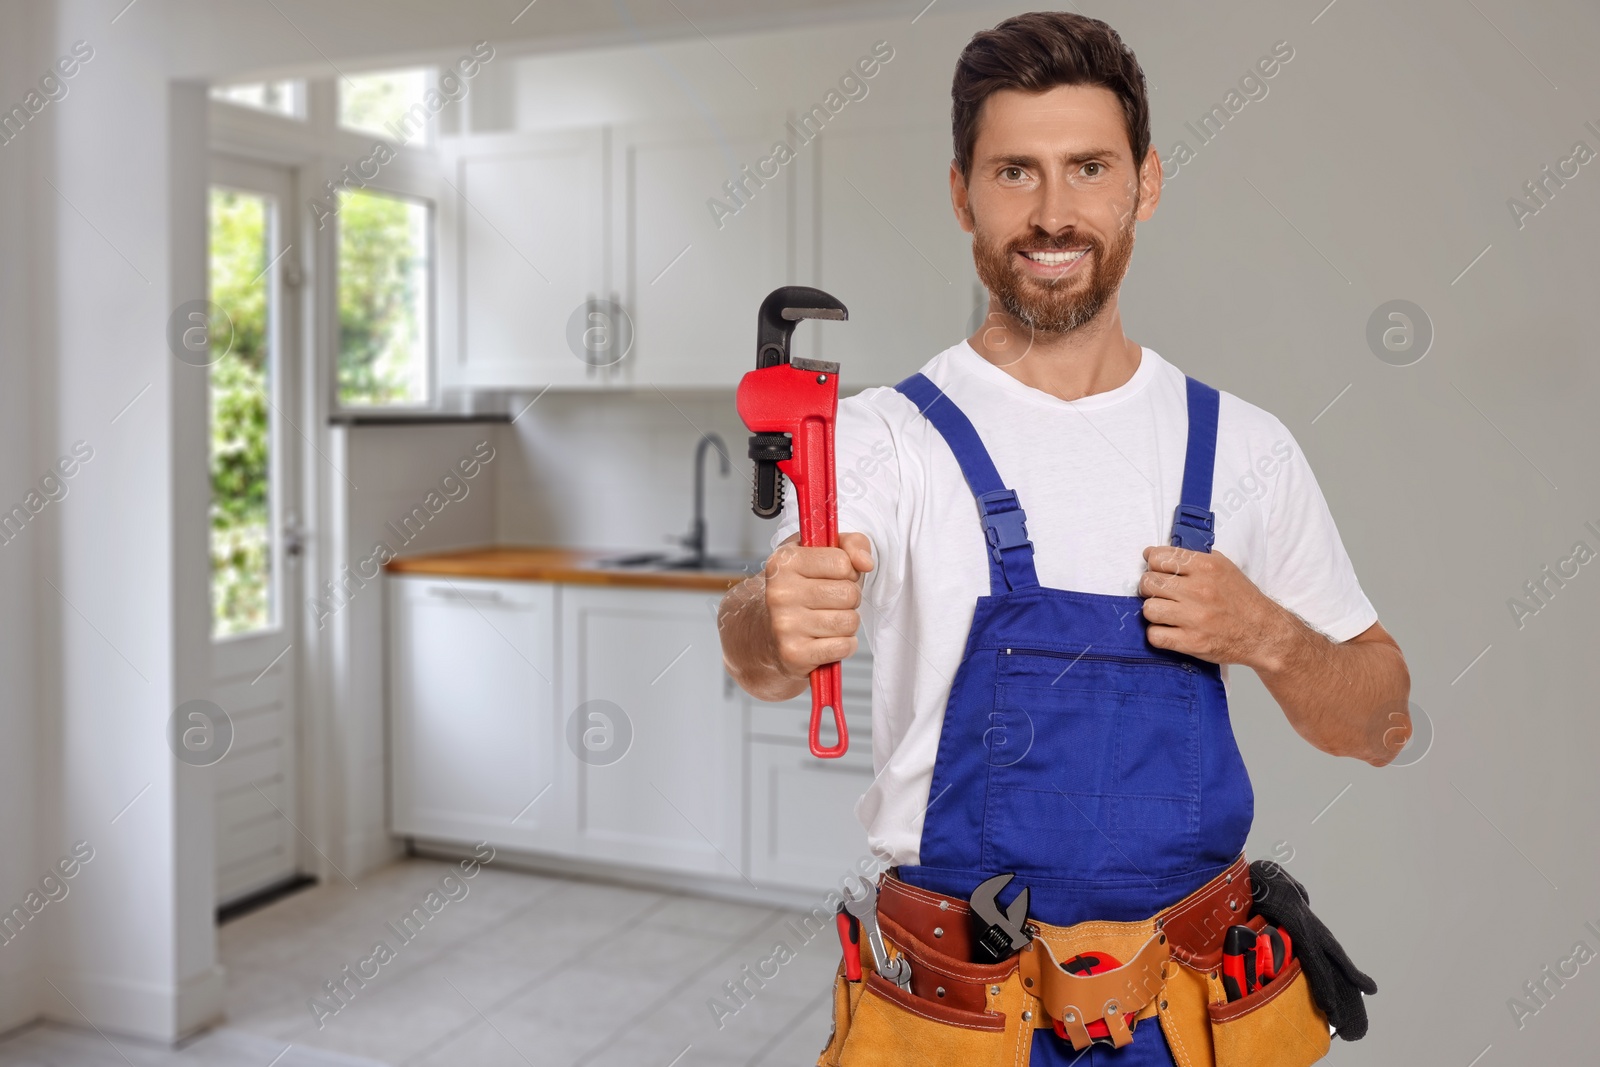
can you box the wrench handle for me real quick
[735,359,847,759]
[793,410,847,758]
[807,663,847,759]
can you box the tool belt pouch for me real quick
[819,911,1029,1067]
[1196,914,1331,1067]
[1017,925,1169,1051]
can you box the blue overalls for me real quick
[891,373,1256,1066]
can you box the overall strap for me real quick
[895,373,1039,593]
[1172,376,1220,552]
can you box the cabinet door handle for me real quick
[428,586,505,603]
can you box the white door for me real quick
[207,155,306,906]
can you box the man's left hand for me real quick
[1138,545,1287,670]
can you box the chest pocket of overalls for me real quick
[986,649,1202,884]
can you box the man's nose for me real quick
[1028,173,1089,237]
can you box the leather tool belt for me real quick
[817,855,1333,1067]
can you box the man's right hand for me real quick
[718,531,874,701]
[765,531,875,679]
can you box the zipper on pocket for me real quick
[1002,647,1196,673]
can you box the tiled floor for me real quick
[0,860,838,1066]
[0,1026,385,1066]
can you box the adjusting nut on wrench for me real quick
[842,879,912,991]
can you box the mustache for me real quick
[1005,231,1100,254]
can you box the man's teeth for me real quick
[1021,249,1088,265]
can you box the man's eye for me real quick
[1081,162,1104,177]
[1001,166,1026,181]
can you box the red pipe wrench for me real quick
[736,286,850,758]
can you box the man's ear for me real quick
[1136,145,1163,222]
[950,160,976,234]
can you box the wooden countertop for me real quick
[384,545,754,593]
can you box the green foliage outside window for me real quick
[209,189,272,637]
[337,188,429,406]
[206,184,429,636]
[339,69,431,145]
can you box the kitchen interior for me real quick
[3,0,1596,1064]
[5,1,992,1064]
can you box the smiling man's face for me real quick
[953,82,1160,336]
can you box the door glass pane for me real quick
[209,187,276,637]
[337,188,431,407]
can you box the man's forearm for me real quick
[1253,615,1411,767]
[718,575,808,702]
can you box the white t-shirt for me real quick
[773,341,1378,868]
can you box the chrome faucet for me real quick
[682,432,730,566]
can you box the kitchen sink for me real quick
[591,551,767,574]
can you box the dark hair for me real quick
[952,11,1151,179]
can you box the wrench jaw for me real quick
[969,873,1034,964]
[877,955,913,991]
[756,286,848,369]
[744,287,849,520]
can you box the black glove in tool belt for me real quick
[1248,860,1378,1041]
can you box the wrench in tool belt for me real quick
[842,879,912,990]
[969,872,1033,964]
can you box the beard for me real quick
[972,200,1138,336]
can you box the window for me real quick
[209,188,277,636]
[340,68,436,146]
[336,188,432,407]
[210,80,304,119]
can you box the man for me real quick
[720,11,1408,1065]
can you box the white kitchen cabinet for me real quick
[437,128,616,389]
[560,585,744,879]
[618,117,792,387]
[811,123,980,386]
[388,572,879,895]
[746,653,875,889]
[388,576,569,851]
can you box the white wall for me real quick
[25,0,219,1040]
[0,0,44,1037]
[494,392,767,557]
[318,425,498,881]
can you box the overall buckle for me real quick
[978,489,1031,564]
[1170,503,1215,552]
